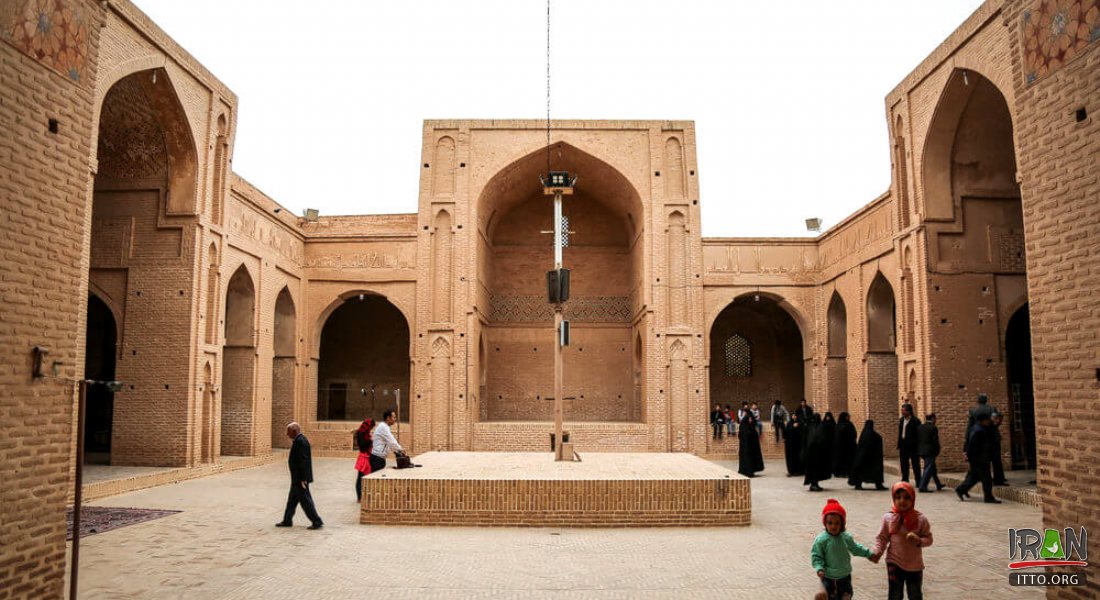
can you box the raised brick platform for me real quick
[360,452,751,527]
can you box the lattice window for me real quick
[724,334,751,377]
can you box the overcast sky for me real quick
[134,1,984,237]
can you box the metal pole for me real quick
[554,309,564,461]
[553,190,564,461]
[70,379,87,600]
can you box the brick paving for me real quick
[74,457,1044,599]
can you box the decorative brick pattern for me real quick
[489,294,632,323]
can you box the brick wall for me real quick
[471,422,650,452]
[271,357,295,449]
[220,347,256,455]
[0,1,104,596]
[1002,0,1100,595]
[866,352,899,456]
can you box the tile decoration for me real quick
[1022,0,1100,84]
[2,0,91,84]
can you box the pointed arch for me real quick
[867,273,897,352]
[224,265,256,347]
[95,67,198,215]
[827,291,848,357]
[921,68,1017,221]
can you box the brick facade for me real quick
[1,0,1097,595]
[0,2,105,597]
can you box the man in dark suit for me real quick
[956,414,1001,503]
[917,413,944,492]
[897,403,921,483]
[276,422,324,529]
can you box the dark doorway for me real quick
[84,295,116,463]
[317,295,410,422]
[1006,304,1036,469]
[327,384,348,420]
[709,295,805,412]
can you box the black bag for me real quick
[395,451,420,469]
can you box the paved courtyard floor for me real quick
[73,457,1044,599]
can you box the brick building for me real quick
[1,0,1096,597]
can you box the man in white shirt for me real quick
[370,409,403,473]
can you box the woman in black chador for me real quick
[848,419,888,490]
[802,414,831,491]
[833,411,857,478]
[783,411,805,476]
[820,412,837,478]
[738,410,765,477]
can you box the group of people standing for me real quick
[782,403,888,493]
[727,393,1009,505]
[711,399,790,477]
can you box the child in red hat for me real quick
[811,498,877,600]
[871,481,933,599]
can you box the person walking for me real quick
[990,411,1009,486]
[276,422,324,530]
[737,410,765,477]
[964,393,995,454]
[811,498,877,600]
[370,409,403,474]
[897,404,921,483]
[956,413,1001,503]
[871,482,933,599]
[820,412,837,483]
[916,414,944,493]
[784,412,806,476]
[849,420,888,491]
[833,412,857,478]
[803,414,832,491]
[353,417,375,502]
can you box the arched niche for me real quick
[865,272,899,454]
[867,273,897,353]
[477,142,644,422]
[708,295,806,413]
[921,69,1018,222]
[273,287,297,357]
[894,115,911,228]
[224,265,256,347]
[316,294,410,422]
[95,68,197,215]
[221,265,257,456]
[272,287,298,449]
[827,292,848,357]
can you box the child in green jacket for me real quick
[811,498,879,599]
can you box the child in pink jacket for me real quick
[872,481,933,599]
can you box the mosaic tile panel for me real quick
[1022,0,1100,84]
[2,0,91,84]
